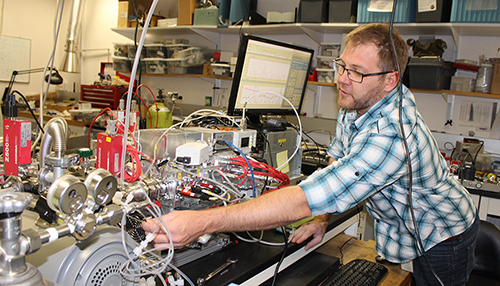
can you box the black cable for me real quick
[131,0,144,123]
[12,90,44,134]
[339,237,356,266]
[300,129,326,168]
[271,226,289,286]
[389,1,444,284]
[473,141,484,165]
[444,141,454,151]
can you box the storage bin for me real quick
[112,56,131,72]
[166,44,191,58]
[211,63,231,77]
[451,0,500,22]
[160,39,189,45]
[415,0,452,22]
[173,47,217,67]
[143,58,169,74]
[128,45,147,59]
[298,0,329,23]
[357,0,416,22]
[320,43,341,57]
[329,0,358,23]
[317,56,336,69]
[166,59,186,74]
[316,68,335,83]
[144,44,169,58]
[113,43,131,57]
[166,59,203,74]
[450,76,475,92]
[407,57,456,89]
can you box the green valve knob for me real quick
[77,148,93,158]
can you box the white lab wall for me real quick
[456,35,499,61]
[0,0,72,96]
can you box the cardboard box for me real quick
[117,1,129,28]
[491,63,500,95]
[194,8,219,25]
[178,0,197,25]
[117,0,154,28]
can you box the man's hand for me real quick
[142,210,205,249]
[141,186,312,249]
[291,214,331,250]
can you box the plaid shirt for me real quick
[299,85,476,263]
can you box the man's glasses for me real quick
[333,59,394,83]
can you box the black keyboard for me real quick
[320,259,388,286]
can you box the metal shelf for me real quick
[112,23,500,45]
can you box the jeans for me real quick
[412,213,479,286]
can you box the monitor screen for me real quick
[227,34,314,122]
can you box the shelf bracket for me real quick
[449,26,460,50]
[299,27,323,45]
[190,28,221,46]
[445,93,455,131]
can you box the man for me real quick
[143,23,478,285]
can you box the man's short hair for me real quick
[345,23,409,75]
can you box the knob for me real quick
[0,192,32,214]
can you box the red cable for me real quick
[136,84,159,128]
[88,108,113,147]
[123,91,153,129]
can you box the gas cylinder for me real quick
[148,101,172,128]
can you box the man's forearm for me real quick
[202,185,312,234]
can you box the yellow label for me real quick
[276,150,290,173]
[106,137,112,142]
[278,138,286,143]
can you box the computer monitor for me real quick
[227,34,314,127]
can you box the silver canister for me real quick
[475,63,494,93]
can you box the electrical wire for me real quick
[11,90,44,133]
[116,188,196,285]
[31,0,65,152]
[338,237,356,265]
[230,156,290,191]
[241,91,302,172]
[473,141,484,164]
[180,109,242,130]
[120,0,160,185]
[173,164,244,202]
[143,108,245,177]
[388,1,444,284]
[236,227,296,246]
[122,90,153,128]
[118,195,180,285]
[224,140,256,197]
[136,84,159,128]
[271,226,289,286]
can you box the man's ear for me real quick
[384,72,399,92]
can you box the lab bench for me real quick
[178,207,360,286]
[463,179,500,223]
